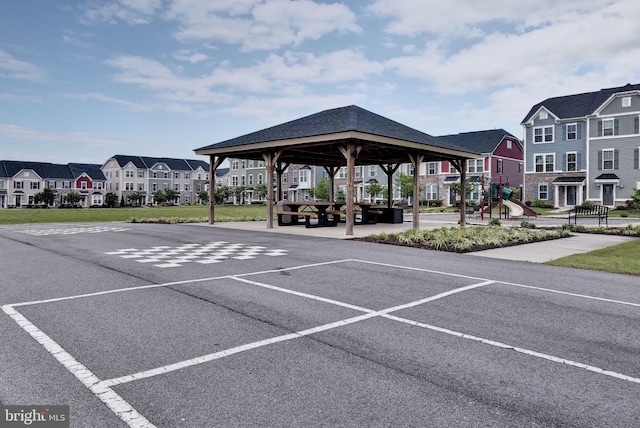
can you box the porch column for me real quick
[339,142,360,236]
[323,166,339,202]
[380,163,401,208]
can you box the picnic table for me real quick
[276,201,383,228]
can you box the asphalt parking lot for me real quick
[1,222,639,427]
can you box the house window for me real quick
[506,140,512,150]
[184,184,189,191]
[602,119,614,136]
[0,180,4,189]
[14,181,23,189]
[369,165,377,177]
[92,194,102,206]
[534,126,554,143]
[468,158,484,173]
[338,167,347,179]
[292,171,299,184]
[567,152,577,171]
[241,176,245,186]
[115,171,119,177]
[497,159,503,174]
[535,154,554,172]
[184,173,189,179]
[241,160,246,169]
[282,172,288,183]
[47,180,56,188]
[30,182,40,190]
[232,176,238,186]
[95,182,103,190]
[299,170,308,183]
[175,172,180,179]
[152,171,157,178]
[538,184,549,200]
[602,149,614,170]
[258,174,264,185]
[125,182,134,191]
[138,170,144,178]
[126,170,134,178]
[137,183,144,191]
[407,164,414,176]
[355,167,362,179]
[63,181,70,189]
[81,182,87,190]
[164,172,169,179]
[566,123,577,140]
[232,161,239,170]
[174,184,180,191]
[427,162,437,175]
[248,174,254,186]
[152,183,158,192]
[424,184,438,200]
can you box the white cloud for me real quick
[0,50,46,81]
[0,124,128,148]
[173,50,209,63]
[383,0,640,95]
[166,0,361,50]
[80,0,162,24]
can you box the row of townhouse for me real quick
[0,160,107,208]
[101,155,211,205]
[523,83,640,208]
[221,129,523,206]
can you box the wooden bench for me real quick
[568,205,609,227]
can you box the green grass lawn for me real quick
[546,239,640,276]
[0,204,268,224]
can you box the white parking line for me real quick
[98,279,494,388]
[2,305,155,428]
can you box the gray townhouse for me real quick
[102,155,210,205]
[522,83,640,208]
[0,160,106,208]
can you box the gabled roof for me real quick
[108,155,210,171]
[195,105,480,166]
[0,160,106,181]
[437,129,518,155]
[522,83,640,124]
[0,160,74,179]
[69,163,107,181]
[215,167,229,177]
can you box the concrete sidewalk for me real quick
[201,213,638,263]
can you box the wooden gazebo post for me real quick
[263,150,283,229]
[408,153,424,230]
[208,155,226,225]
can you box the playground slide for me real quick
[503,199,524,217]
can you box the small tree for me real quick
[627,187,640,209]
[65,191,83,207]
[35,188,56,206]
[198,190,209,204]
[314,177,331,201]
[396,173,415,199]
[366,182,384,203]
[164,188,179,205]
[214,186,231,203]
[128,191,144,206]
[231,186,246,204]
[105,192,118,208]
[153,189,167,205]
[254,183,267,201]
[335,188,346,203]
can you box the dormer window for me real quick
[539,111,548,120]
[622,97,631,108]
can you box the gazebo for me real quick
[194,105,480,235]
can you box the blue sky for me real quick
[1,0,639,165]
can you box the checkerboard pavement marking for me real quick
[17,225,131,236]
[105,241,289,268]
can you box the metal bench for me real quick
[568,205,609,227]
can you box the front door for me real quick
[603,184,614,206]
[15,195,21,207]
[449,188,458,205]
[566,186,577,206]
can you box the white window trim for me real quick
[534,153,555,173]
[566,123,577,140]
[602,148,615,170]
[538,184,549,200]
[566,151,577,172]
[533,126,554,144]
